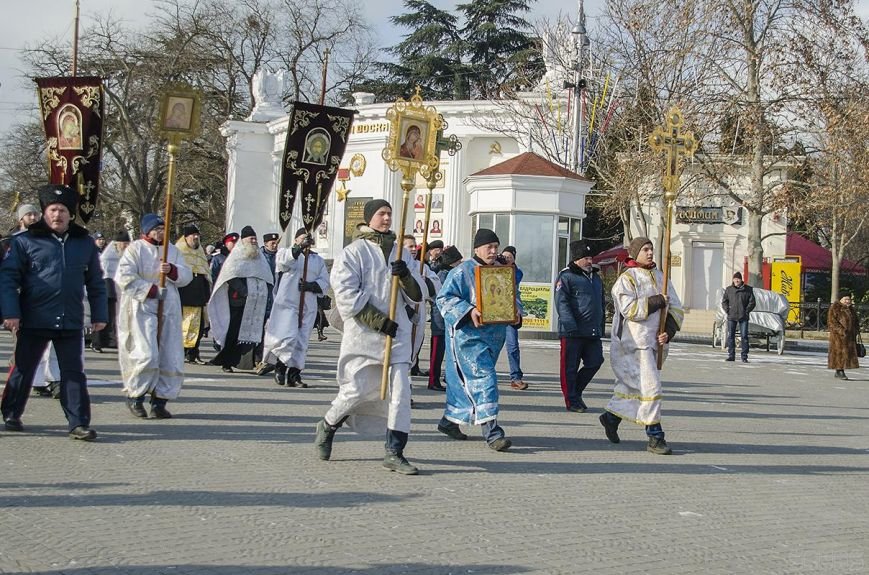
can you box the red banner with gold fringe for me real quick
[34,76,104,223]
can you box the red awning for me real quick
[593,244,628,266]
[785,232,866,275]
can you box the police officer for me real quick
[0,184,108,440]
[555,240,606,413]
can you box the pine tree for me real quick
[457,0,544,99]
[363,0,467,101]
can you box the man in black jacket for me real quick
[722,271,756,363]
[0,185,107,440]
[555,240,606,413]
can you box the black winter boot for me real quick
[287,367,307,388]
[126,395,148,418]
[274,362,287,386]
[383,429,419,474]
[150,397,172,419]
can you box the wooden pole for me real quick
[381,176,414,400]
[71,0,80,76]
[157,140,179,345]
[656,196,674,370]
[410,175,436,355]
[297,49,330,328]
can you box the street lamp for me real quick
[570,0,589,176]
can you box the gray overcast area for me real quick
[0,0,602,133]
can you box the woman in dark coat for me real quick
[827,293,860,380]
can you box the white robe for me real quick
[207,249,273,347]
[116,240,193,400]
[100,242,124,280]
[324,235,423,435]
[607,265,684,425]
[410,262,441,362]
[263,248,330,369]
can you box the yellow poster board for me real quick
[519,283,552,331]
[770,259,802,323]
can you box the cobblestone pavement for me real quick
[1,330,868,575]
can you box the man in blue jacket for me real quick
[555,240,606,413]
[1,184,108,440]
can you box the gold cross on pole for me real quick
[648,107,696,198]
[647,106,696,371]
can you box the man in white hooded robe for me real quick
[263,227,330,388]
[116,214,192,419]
[314,199,424,475]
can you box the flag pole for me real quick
[71,0,80,76]
[157,138,179,346]
[298,48,331,328]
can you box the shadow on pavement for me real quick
[0,490,418,509]
[0,564,530,575]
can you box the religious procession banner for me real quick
[35,76,104,223]
[770,259,802,323]
[519,283,552,331]
[279,102,356,232]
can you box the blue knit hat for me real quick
[141,213,164,235]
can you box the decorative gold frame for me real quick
[158,85,202,142]
[381,87,443,181]
[475,265,518,325]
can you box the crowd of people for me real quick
[1,191,862,475]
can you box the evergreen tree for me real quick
[457,0,544,99]
[360,0,467,102]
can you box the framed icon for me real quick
[474,265,518,325]
[158,85,201,140]
[381,87,443,180]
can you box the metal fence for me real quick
[602,297,868,333]
[786,300,869,333]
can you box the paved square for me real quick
[1,332,867,575]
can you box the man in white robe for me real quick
[264,228,330,388]
[116,214,192,419]
[96,230,130,350]
[314,199,424,475]
[402,235,441,378]
[207,226,273,372]
[599,237,684,455]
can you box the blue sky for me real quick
[0,0,604,133]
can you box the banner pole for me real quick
[381,176,414,400]
[157,139,179,346]
[72,0,80,76]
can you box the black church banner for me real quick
[278,101,355,231]
[35,76,104,223]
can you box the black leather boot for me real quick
[150,397,172,419]
[126,395,148,418]
[274,362,287,386]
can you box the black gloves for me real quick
[291,235,314,259]
[647,294,667,313]
[665,313,679,342]
[298,280,322,294]
[379,318,399,338]
[391,260,410,278]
